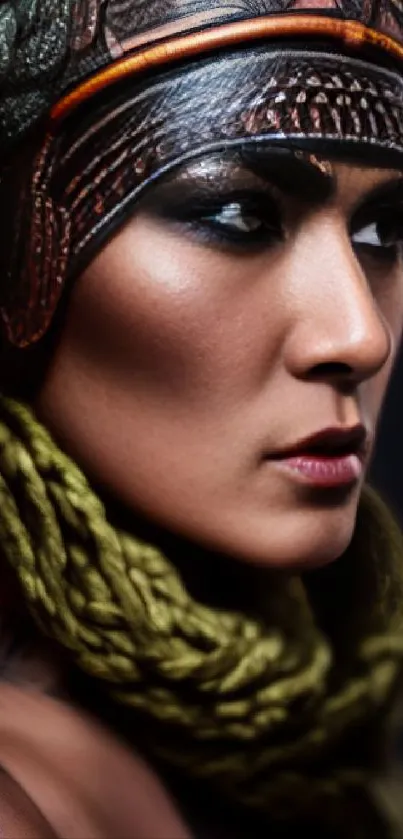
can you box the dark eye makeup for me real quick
[161,189,284,249]
[137,154,285,251]
[350,184,403,263]
[136,151,403,261]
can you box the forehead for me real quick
[99,1,403,53]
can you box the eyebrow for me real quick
[354,174,403,209]
[240,145,336,204]
[241,145,403,209]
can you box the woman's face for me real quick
[36,150,403,568]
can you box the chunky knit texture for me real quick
[0,394,403,834]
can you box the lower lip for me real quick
[273,453,363,487]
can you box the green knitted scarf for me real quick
[0,395,403,835]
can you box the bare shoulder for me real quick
[0,683,191,839]
[0,765,56,838]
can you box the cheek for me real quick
[61,219,284,415]
[375,257,403,338]
[362,274,403,423]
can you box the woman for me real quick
[0,0,403,836]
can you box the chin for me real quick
[192,497,360,571]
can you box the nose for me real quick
[284,218,392,387]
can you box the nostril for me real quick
[308,361,354,379]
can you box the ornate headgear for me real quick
[1,0,403,346]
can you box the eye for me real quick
[204,201,267,233]
[138,178,285,251]
[351,211,403,261]
[191,195,284,248]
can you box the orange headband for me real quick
[51,14,403,123]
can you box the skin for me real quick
[36,152,403,569]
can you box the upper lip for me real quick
[269,424,369,460]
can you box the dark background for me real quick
[371,346,403,524]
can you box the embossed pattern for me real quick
[2,0,403,346]
[1,0,403,156]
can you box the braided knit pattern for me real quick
[0,394,403,832]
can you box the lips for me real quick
[266,425,369,489]
[271,425,368,462]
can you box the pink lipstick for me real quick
[281,452,362,486]
[267,425,368,488]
